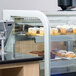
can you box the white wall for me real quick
[0,0,61,19]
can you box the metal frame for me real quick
[0,20,14,61]
[0,37,5,60]
[3,10,50,76]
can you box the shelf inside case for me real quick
[35,35,76,42]
[40,58,76,75]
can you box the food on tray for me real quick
[53,28,59,35]
[31,28,37,35]
[28,27,44,36]
[50,28,53,35]
[40,27,44,36]
[30,50,56,59]
[28,28,33,35]
[28,28,37,35]
[66,28,73,34]
[60,28,66,34]
[36,28,40,34]
[30,51,44,56]
[56,50,67,57]
[56,25,76,35]
[66,25,73,34]
[27,25,76,36]
[50,28,60,35]
[30,50,76,59]
[65,51,76,58]
[57,25,66,34]
[56,50,76,58]
[36,30,40,34]
[73,27,76,34]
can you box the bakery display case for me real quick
[44,11,76,76]
[3,10,76,76]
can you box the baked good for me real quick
[50,28,53,35]
[53,28,59,35]
[40,27,44,36]
[30,51,44,56]
[57,25,66,34]
[60,28,66,34]
[50,28,59,35]
[57,25,73,34]
[73,26,76,34]
[36,28,40,35]
[65,51,76,58]
[66,25,73,34]
[60,25,67,34]
[28,28,37,35]
[30,50,56,59]
[56,50,67,57]
[66,28,73,34]
[63,25,73,34]
[28,28,33,35]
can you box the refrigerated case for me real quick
[3,10,76,76]
[40,11,76,76]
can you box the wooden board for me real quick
[0,62,39,76]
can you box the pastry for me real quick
[65,51,76,58]
[32,28,37,35]
[60,28,66,34]
[50,28,59,35]
[60,25,67,34]
[40,27,44,36]
[63,25,73,34]
[56,50,67,57]
[66,28,73,34]
[30,51,44,56]
[28,28,33,35]
[73,26,76,34]
[53,28,59,35]
[57,25,73,34]
[36,28,40,35]
[57,25,66,34]
[66,25,73,34]
[50,28,53,35]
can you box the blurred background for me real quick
[0,0,61,19]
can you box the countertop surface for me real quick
[0,53,43,64]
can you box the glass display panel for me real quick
[49,15,76,76]
[4,16,44,62]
